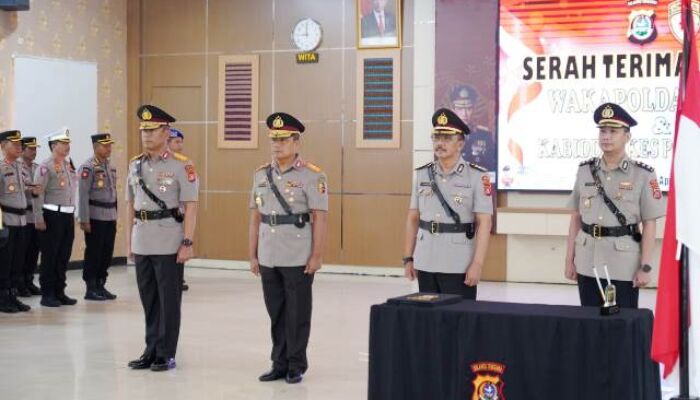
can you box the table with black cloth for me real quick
[368,299,660,400]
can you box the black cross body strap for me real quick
[265,166,307,228]
[427,164,461,224]
[588,162,641,242]
[135,156,183,223]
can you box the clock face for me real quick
[292,18,322,52]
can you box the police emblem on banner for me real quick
[470,362,506,400]
[627,10,657,44]
[668,0,700,44]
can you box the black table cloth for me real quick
[368,299,661,400]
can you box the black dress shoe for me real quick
[150,357,176,371]
[84,289,107,301]
[27,282,42,296]
[57,293,77,306]
[16,288,32,298]
[10,293,31,312]
[128,354,155,369]
[99,287,117,300]
[258,369,287,382]
[285,371,303,384]
[40,296,62,307]
[0,295,19,313]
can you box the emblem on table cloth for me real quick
[470,362,505,400]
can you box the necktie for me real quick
[378,13,385,35]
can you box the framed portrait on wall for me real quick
[357,0,402,49]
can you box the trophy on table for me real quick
[593,265,620,316]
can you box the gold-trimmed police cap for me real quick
[432,108,471,135]
[450,85,478,107]
[266,112,305,139]
[594,103,637,128]
[21,136,39,148]
[137,104,176,130]
[92,133,115,145]
[45,128,71,144]
[0,130,22,142]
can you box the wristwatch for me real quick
[402,256,414,265]
[181,238,194,247]
[639,263,652,273]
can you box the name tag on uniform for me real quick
[454,183,472,189]
[257,181,268,188]
[584,182,596,187]
[619,182,633,190]
[419,182,431,187]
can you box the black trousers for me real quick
[82,219,117,284]
[416,270,477,300]
[260,266,314,374]
[577,274,639,308]
[135,254,184,359]
[22,223,40,286]
[0,226,26,290]
[39,211,75,294]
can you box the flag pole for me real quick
[671,2,697,399]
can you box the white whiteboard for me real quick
[13,56,97,168]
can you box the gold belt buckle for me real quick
[270,213,278,226]
[430,221,439,234]
[140,210,148,221]
[592,224,602,239]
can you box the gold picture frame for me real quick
[356,0,402,49]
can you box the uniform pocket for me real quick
[614,238,640,252]
[450,234,467,245]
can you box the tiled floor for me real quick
[0,266,680,399]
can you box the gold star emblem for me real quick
[272,116,284,129]
[437,112,449,126]
[142,108,152,120]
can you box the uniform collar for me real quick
[272,155,305,173]
[435,158,467,177]
[145,150,171,162]
[599,154,632,174]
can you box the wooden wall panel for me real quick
[343,121,413,194]
[141,0,206,54]
[341,194,411,266]
[274,52,345,121]
[196,193,249,260]
[207,0,274,53]
[150,87,203,123]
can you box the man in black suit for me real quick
[361,0,396,38]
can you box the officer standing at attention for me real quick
[33,129,78,308]
[126,105,199,372]
[18,137,42,297]
[167,127,188,292]
[403,109,493,299]
[565,103,665,308]
[78,133,118,301]
[249,112,328,384]
[0,130,32,312]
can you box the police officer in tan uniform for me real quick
[33,129,78,308]
[19,137,42,297]
[565,103,666,308]
[126,105,199,372]
[0,130,31,312]
[403,108,493,299]
[249,112,328,384]
[78,133,118,301]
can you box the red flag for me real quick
[651,0,700,378]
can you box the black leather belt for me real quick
[90,200,117,209]
[261,213,311,226]
[419,219,475,238]
[1,205,27,216]
[25,205,32,211]
[134,209,181,221]
[581,222,641,241]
